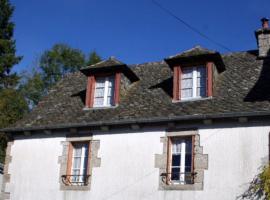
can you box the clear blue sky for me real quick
[11,0,270,72]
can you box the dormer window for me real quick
[181,66,206,99]
[93,76,115,107]
[80,56,139,109]
[165,46,226,102]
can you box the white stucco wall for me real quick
[6,124,270,200]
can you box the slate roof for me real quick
[165,45,217,60]
[81,56,125,70]
[3,49,270,132]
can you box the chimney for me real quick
[255,17,270,58]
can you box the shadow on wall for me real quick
[244,50,270,102]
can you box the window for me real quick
[181,66,206,99]
[93,76,115,107]
[167,136,194,185]
[64,142,90,186]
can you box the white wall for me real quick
[6,124,269,200]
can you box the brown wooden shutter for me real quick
[206,62,213,97]
[85,76,96,108]
[173,66,181,101]
[114,72,121,106]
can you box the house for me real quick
[0,18,270,200]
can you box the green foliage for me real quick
[0,89,28,162]
[40,44,85,89]
[240,164,270,200]
[87,51,101,66]
[260,165,270,199]
[0,0,22,89]
[19,45,102,107]
[0,89,28,129]
[19,71,45,107]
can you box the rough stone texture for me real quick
[4,49,270,132]
[256,29,270,58]
[59,136,101,191]
[155,131,208,190]
[0,142,13,200]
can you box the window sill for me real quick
[172,96,212,103]
[159,183,203,190]
[83,105,118,111]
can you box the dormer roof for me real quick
[165,46,225,72]
[80,56,139,82]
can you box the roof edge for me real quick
[2,111,270,133]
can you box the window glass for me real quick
[170,137,193,184]
[93,76,115,107]
[180,66,206,99]
[71,143,89,184]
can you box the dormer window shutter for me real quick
[206,62,213,97]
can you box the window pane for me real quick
[182,78,193,89]
[182,68,193,78]
[95,77,106,87]
[95,88,105,97]
[172,155,181,167]
[185,154,192,172]
[181,89,192,98]
[197,66,206,77]
[73,157,81,169]
[94,97,104,106]
[197,87,206,97]
[196,66,206,97]
[171,168,180,181]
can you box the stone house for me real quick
[0,18,270,200]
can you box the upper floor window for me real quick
[181,66,206,99]
[93,76,115,107]
[173,63,212,102]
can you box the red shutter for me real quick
[85,76,92,108]
[173,66,181,101]
[114,73,121,106]
[206,62,213,97]
[85,76,95,108]
[89,76,96,107]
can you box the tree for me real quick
[87,51,101,66]
[40,44,85,90]
[19,71,45,107]
[20,45,102,107]
[0,0,22,89]
[240,164,270,200]
[0,89,28,162]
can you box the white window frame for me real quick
[71,143,89,183]
[93,76,115,107]
[180,66,206,100]
[169,137,193,185]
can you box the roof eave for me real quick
[2,111,270,133]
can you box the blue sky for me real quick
[11,0,270,72]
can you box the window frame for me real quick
[85,72,121,108]
[93,76,115,107]
[166,136,195,185]
[173,62,213,101]
[66,141,91,186]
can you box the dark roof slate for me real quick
[166,46,217,60]
[4,50,270,132]
[81,56,125,70]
